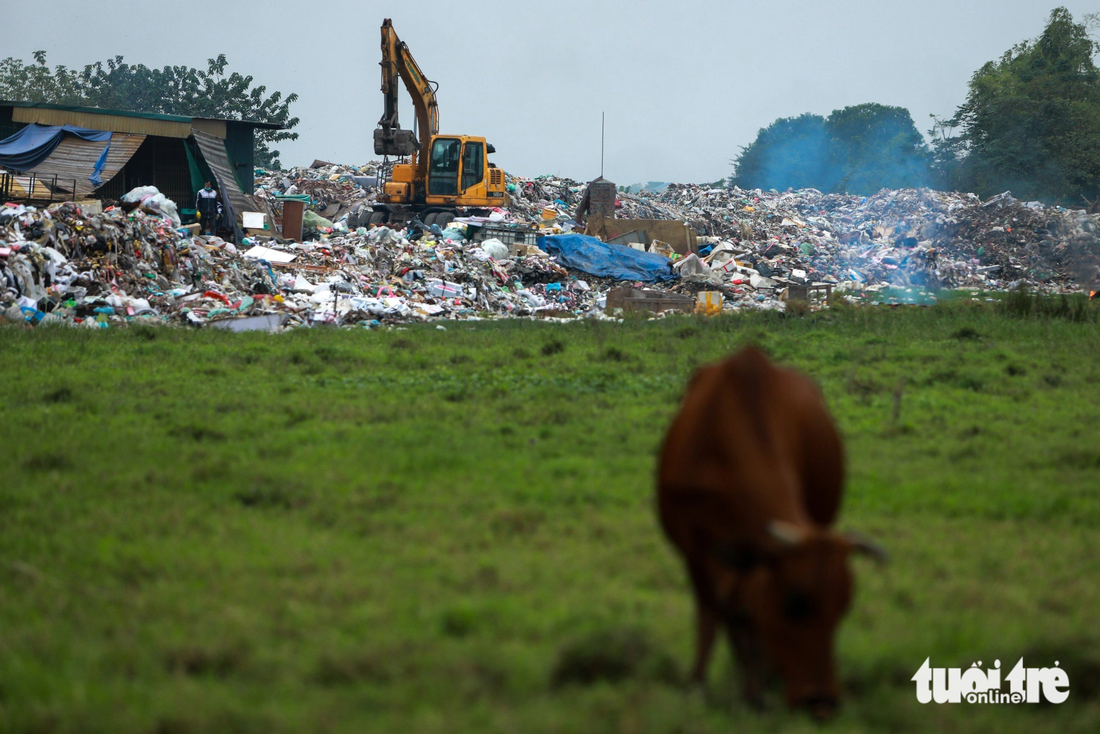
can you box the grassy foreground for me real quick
[1,301,1099,733]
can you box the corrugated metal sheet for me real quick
[26,133,146,195]
[12,106,192,138]
[191,119,226,139]
[4,101,193,123]
[192,129,257,240]
[4,102,285,129]
[224,122,255,195]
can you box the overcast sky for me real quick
[7,1,1097,184]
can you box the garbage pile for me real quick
[504,173,685,228]
[0,200,605,330]
[1,201,281,329]
[630,184,1100,294]
[496,174,1100,300]
[4,166,1098,331]
[254,160,386,230]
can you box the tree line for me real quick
[730,7,1100,205]
[0,53,299,169]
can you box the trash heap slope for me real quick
[3,172,1098,330]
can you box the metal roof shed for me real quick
[0,101,285,201]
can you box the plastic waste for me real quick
[427,279,464,298]
[122,186,181,226]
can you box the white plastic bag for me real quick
[480,238,508,260]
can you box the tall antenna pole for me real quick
[601,111,605,178]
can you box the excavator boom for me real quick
[375,17,439,184]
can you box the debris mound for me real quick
[4,168,1098,330]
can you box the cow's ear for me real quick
[767,520,808,547]
[844,531,889,564]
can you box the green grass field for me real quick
[2,299,1099,733]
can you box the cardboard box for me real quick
[650,240,676,258]
[510,243,543,258]
[605,286,694,314]
[776,278,834,302]
[586,215,698,255]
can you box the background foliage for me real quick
[732,104,932,196]
[734,7,1100,206]
[931,7,1100,205]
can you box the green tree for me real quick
[824,103,931,193]
[732,106,931,194]
[0,51,84,105]
[933,7,1100,203]
[731,113,830,192]
[0,52,298,169]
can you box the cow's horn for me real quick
[767,520,807,546]
[845,532,889,564]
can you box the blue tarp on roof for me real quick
[538,233,678,283]
[0,124,112,183]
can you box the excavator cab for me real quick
[427,136,495,198]
[381,135,504,208]
[428,137,462,196]
[424,136,505,206]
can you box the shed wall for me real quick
[12,107,192,138]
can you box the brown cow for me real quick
[657,346,884,719]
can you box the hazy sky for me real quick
[7,1,1096,183]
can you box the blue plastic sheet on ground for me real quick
[538,234,678,283]
[0,124,112,180]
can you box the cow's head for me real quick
[740,521,886,719]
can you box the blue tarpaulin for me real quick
[0,124,113,184]
[538,234,678,282]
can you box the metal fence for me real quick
[0,169,79,205]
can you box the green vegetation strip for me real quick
[1,301,1099,733]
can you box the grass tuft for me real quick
[951,326,981,340]
[551,628,678,688]
[1003,287,1094,322]
[541,339,565,356]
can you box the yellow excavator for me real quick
[370,18,507,228]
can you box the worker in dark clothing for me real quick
[195,181,219,235]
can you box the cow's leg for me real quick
[691,599,719,685]
[724,611,767,709]
[686,562,718,686]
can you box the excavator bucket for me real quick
[374,128,419,157]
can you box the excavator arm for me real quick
[374,17,439,183]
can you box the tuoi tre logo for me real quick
[912,658,1070,704]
